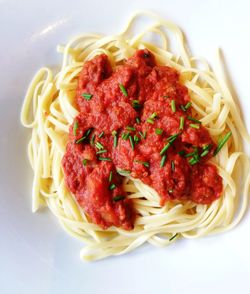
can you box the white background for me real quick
[0,0,250,293]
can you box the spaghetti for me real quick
[21,11,250,261]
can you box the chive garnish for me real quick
[180,105,186,112]
[134,160,149,167]
[155,128,163,135]
[98,131,104,138]
[147,112,158,124]
[113,134,118,148]
[171,160,175,171]
[203,144,211,151]
[139,131,146,139]
[214,131,232,156]
[109,171,113,182]
[169,233,178,241]
[73,121,79,136]
[167,133,179,142]
[81,93,93,100]
[98,157,112,161]
[185,102,192,110]
[190,123,200,129]
[132,100,141,109]
[134,135,140,144]
[178,150,185,156]
[146,118,154,124]
[200,149,209,157]
[160,133,179,155]
[122,132,130,140]
[160,143,171,156]
[187,116,201,124]
[126,126,136,131]
[82,159,88,166]
[90,134,95,146]
[119,84,128,97]
[171,100,176,112]
[95,142,104,150]
[75,128,92,144]
[96,149,107,154]
[113,195,125,202]
[179,116,184,130]
[129,135,134,150]
[136,117,140,124]
[117,169,131,176]
[109,183,116,190]
[160,155,167,168]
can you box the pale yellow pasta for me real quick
[21,11,250,261]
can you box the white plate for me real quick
[1,0,250,293]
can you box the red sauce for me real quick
[62,49,223,230]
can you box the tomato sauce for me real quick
[62,49,223,230]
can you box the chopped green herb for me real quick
[139,131,146,139]
[90,134,95,146]
[119,84,128,97]
[155,128,163,135]
[169,233,178,241]
[75,128,92,144]
[189,158,198,165]
[109,183,116,190]
[117,169,131,176]
[132,100,141,109]
[167,133,179,142]
[109,171,113,182]
[163,95,169,99]
[200,149,209,157]
[73,121,79,136]
[113,134,118,148]
[134,160,149,167]
[95,141,104,150]
[180,105,186,112]
[98,157,112,161]
[187,116,201,124]
[112,130,117,136]
[113,195,125,202]
[122,132,130,140]
[160,155,167,168]
[134,135,140,144]
[185,102,192,110]
[147,112,158,124]
[160,142,171,156]
[82,159,88,166]
[179,116,184,130]
[171,160,175,171]
[203,144,211,151]
[126,126,136,131]
[129,135,134,150]
[171,100,176,112]
[146,118,154,124]
[160,134,179,156]
[178,150,185,156]
[96,149,107,154]
[151,112,158,119]
[98,131,104,138]
[190,123,200,129]
[136,117,140,124]
[81,93,93,100]
[214,131,232,156]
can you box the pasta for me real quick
[21,11,250,261]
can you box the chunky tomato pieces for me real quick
[62,49,223,230]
